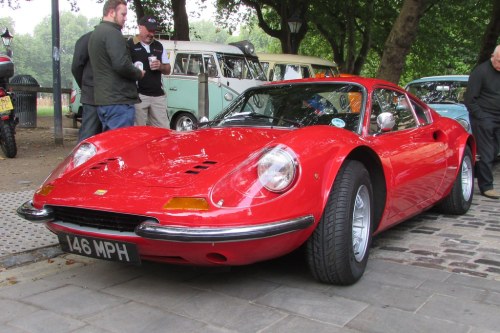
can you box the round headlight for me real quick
[257,147,297,193]
[73,143,96,168]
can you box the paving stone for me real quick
[7,309,86,333]
[172,291,286,332]
[261,315,361,333]
[255,286,367,326]
[347,305,469,333]
[0,298,40,322]
[86,301,223,333]
[24,285,127,318]
[418,294,500,331]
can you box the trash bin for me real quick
[10,74,39,128]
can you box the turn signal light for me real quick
[163,197,209,211]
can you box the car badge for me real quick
[94,189,108,196]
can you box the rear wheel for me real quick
[435,146,474,214]
[172,112,197,131]
[0,121,17,158]
[307,160,373,285]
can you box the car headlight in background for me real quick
[73,143,97,168]
[257,147,297,192]
[455,118,470,132]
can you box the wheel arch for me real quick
[344,146,386,231]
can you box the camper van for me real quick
[69,40,267,131]
[161,40,268,130]
[257,53,340,81]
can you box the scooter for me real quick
[0,54,17,158]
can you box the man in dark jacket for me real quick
[88,0,144,131]
[71,31,101,142]
[465,45,500,199]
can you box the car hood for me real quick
[69,128,287,188]
[429,103,468,119]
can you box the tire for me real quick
[435,146,474,215]
[307,160,373,285]
[0,121,17,158]
[172,112,197,131]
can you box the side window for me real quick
[204,54,218,77]
[301,66,311,79]
[261,62,270,79]
[173,53,189,75]
[410,99,431,125]
[273,64,286,81]
[187,53,203,76]
[370,88,417,133]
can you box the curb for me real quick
[0,245,63,270]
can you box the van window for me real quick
[204,55,217,77]
[218,54,252,79]
[173,53,204,76]
[312,65,339,78]
[272,64,311,81]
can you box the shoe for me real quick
[482,189,500,199]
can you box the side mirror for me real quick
[377,112,396,132]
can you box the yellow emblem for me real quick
[94,189,108,196]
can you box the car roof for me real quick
[407,75,469,85]
[256,53,338,67]
[159,40,244,55]
[265,76,400,90]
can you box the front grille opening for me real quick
[50,206,157,232]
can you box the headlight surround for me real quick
[210,145,299,208]
[73,143,97,168]
[257,147,297,192]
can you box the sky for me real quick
[0,0,212,36]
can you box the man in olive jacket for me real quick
[88,0,144,131]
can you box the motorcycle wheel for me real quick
[0,122,17,158]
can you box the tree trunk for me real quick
[132,0,145,22]
[172,0,190,40]
[477,0,500,65]
[377,0,429,83]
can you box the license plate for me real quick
[0,95,13,113]
[58,233,141,265]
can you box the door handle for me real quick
[169,87,177,91]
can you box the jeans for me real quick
[97,104,135,131]
[78,104,102,142]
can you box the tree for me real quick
[377,0,431,83]
[477,0,500,64]
[216,0,309,54]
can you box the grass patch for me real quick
[37,106,70,117]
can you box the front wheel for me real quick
[435,146,474,214]
[0,121,17,158]
[307,160,373,285]
[171,112,197,131]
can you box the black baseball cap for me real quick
[138,16,158,31]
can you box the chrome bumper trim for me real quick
[135,215,315,242]
[17,200,54,223]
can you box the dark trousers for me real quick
[471,116,500,193]
[78,104,102,142]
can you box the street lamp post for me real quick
[287,15,302,54]
[1,27,13,58]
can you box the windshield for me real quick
[311,65,340,78]
[217,54,267,80]
[406,80,467,104]
[210,83,365,132]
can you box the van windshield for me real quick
[217,54,267,81]
[311,65,340,78]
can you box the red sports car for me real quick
[18,77,475,285]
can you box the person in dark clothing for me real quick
[465,45,500,199]
[88,0,144,131]
[128,15,171,128]
[71,31,101,142]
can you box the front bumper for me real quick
[17,200,315,243]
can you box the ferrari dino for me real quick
[18,77,475,285]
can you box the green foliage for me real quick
[8,12,97,88]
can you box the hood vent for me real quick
[185,160,218,175]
